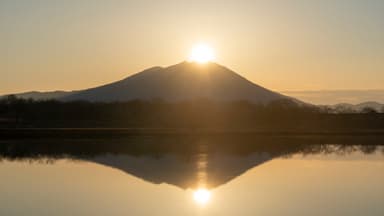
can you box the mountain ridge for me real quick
[59,61,293,104]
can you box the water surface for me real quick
[0,136,383,216]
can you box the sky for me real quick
[1,0,384,95]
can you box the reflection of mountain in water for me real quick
[90,152,272,189]
[0,135,383,189]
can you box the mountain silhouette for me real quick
[89,152,273,189]
[330,101,384,112]
[3,62,384,106]
[61,62,292,104]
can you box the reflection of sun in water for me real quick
[193,188,211,205]
[189,43,215,63]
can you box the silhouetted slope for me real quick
[62,62,290,104]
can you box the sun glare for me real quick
[193,188,211,205]
[189,43,215,63]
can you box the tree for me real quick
[361,107,378,114]
[1,94,18,104]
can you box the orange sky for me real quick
[1,0,383,94]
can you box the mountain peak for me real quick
[170,61,231,71]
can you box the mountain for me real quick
[1,90,76,100]
[355,102,384,111]
[329,101,384,113]
[61,62,292,104]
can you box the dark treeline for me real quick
[1,137,383,161]
[0,95,383,131]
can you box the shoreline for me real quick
[1,128,384,139]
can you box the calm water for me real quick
[0,136,384,216]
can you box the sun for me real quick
[189,43,215,63]
[193,188,211,205]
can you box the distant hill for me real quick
[61,62,292,104]
[1,91,76,100]
[329,101,384,113]
[284,90,384,105]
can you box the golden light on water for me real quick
[189,43,215,63]
[193,188,211,205]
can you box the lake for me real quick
[0,135,383,216]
